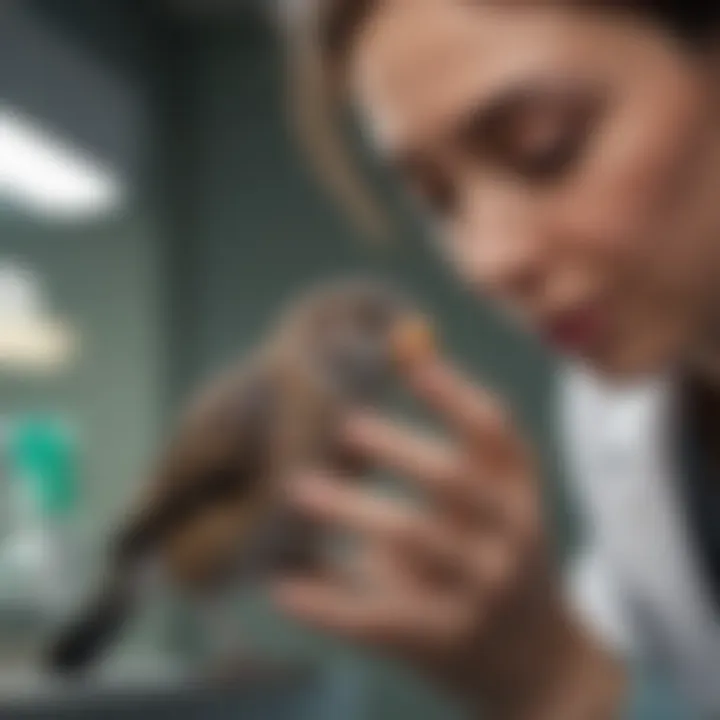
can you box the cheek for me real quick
[554,81,707,285]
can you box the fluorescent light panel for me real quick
[0,319,78,373]
[0,108,123,219]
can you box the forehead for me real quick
[347,0,647,152]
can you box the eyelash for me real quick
[408,132,584,219]
[495,102,599,184]
[508,127,589,182]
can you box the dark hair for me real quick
[640,2,720,43]
[286,1,719,236]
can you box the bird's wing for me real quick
[110,362,280,566]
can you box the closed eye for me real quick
[392,78,604,219]
[463,80,604,184]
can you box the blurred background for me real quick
[0,0,567,717]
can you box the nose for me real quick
[455,182,547,304]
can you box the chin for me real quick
[579,335,682,386]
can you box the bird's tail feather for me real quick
[44,573,135,675]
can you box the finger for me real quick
[350,540,416,596]
[341,412,468,502]
[274,577,475,653]
[460,492,544,597]
[289,473,460,570]
[463,531,519,595]
[406,357,518,459]
[468,470,541,542]
[341,413,506,524]
[273,579,390,641]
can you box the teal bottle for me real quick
[8,415,77,520]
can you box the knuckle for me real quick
[514,521,544,568]
[432,599,476,650]
[442,452,473,491]
[466,538,514,595]
[447,602,483,646]
[394,512,429,548]
[450,600,476,638]
[481,395,513,431]
[468,399,518,450]
[510,492,544,548]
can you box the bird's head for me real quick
[273,278,435,402]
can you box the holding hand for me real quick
[274,354,624,719]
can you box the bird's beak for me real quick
[390,314,436,372]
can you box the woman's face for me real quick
[347,0,720,379]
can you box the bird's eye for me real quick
[356,301,392,336]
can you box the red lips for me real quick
[541,304,604,354]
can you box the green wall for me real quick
[0,215,165,544]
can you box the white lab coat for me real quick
[559,365,720,717]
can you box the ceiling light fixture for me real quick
[0,107,123,220]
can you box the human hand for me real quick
[274,353,623,719]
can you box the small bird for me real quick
[44,278,435,676]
